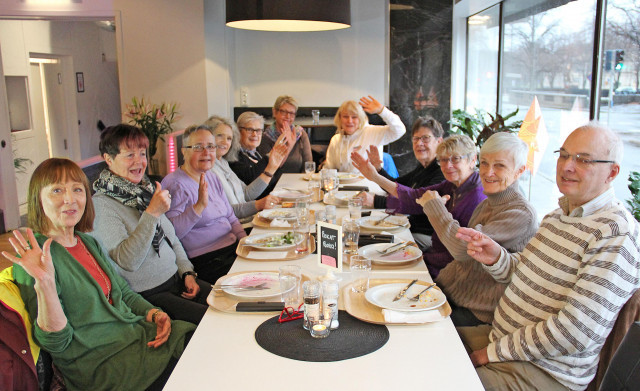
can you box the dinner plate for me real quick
[357,215,409,230]
[270,189,311,201]
[218,272,292,300]
[337,172,363,184]
[358,243,422,264]
[258,208,298,221]
[364,283,446,312]
[334,190,361,202]
[244,232,303,251]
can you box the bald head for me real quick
[572,121,623,163]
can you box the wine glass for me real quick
[305,161,316,179]
[321,169,339,203]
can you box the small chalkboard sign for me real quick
[316,221,343,272]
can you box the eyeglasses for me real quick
[277,109,296,117]
[240,127,263,134]
[554,150,615,166]
[183,144,217,152]
[437,155,467,165]
[278,304,304,323]
[412,135,433,144]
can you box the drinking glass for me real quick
[294,221,309,254]
[279,265,302,308]
[321,169,338,203]
[311,109,320,125]
[342,218,360,255]
[305,161,316,178]
[348,197,363,220]
[308,180,322,202]
[295,197,310,224]
[350,255,371,293]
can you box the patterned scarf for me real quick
[264,124,303,144]
[93,169,166,254]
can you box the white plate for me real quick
[218,272,291,300]
[337,172,363,183]
[270,189,311,201]
[244,232,302,251]
[357,215,409,230]
[365,283,446,312]
[334,190,361,202]
[358,243,422,264]
[258,209,298,221]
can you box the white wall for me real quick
[204,0,388,115]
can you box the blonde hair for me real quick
[436,134,477,160]
[334,100,367,134]
[273,95,298,111]
[203,115,241,162]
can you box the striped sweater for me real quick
[484,188,640,390]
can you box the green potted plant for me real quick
[627,171,640,222]
[124,96,180,175]
[449,108,522,147]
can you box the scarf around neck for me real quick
[93,169,166,254]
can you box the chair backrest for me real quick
[599,321,640,391]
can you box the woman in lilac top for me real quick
[352,134,485,278]
[162,125,246,284]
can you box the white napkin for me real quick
[247,251,288,259]
[382,309,444,323]
[270,218,291,227]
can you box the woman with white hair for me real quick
[324,96,406,172]
[417,132,539,327]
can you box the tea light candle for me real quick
[310,323,330,338]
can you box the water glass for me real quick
[294,221,309,254]
[279,265,301,308]
[342,218,360,255]
[321,169,338,202]
[350,255,371,293]
[305,161,316,177]
[315,209,326,223]
[311,109,320,125]
[308,180,322,202]
[295,198,310,224]
[348,197,363,220]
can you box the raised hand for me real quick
[267,141,288,171]
[146,181,172,217]
[351,151,378,181]
[2,228,54,282]
[359,95,384,115]
[365,145,383,171]
[456,227,501,266]
[194,173,208,215]
[416,190,450,208]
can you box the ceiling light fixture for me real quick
[226,0,351,32]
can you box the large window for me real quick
[464,0,638,218]
[466,5,500,112]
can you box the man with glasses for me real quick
[456,122,640,391]
[257,95,313,174]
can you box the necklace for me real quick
[75,236,111,302]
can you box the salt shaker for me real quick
[322,279,339,330]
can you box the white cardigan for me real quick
[324,107,406,172]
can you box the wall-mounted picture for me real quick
[76,72,84,93]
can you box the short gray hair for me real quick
[574,121,623,163]
[182,124,213,146]
[436,134,477,160]
[203,115,241,162]
[480,132,528,171]
[237,111,265,130]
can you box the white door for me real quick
[0,47,19,231]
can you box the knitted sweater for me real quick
[12,232,195,391]
[387,171,486,278]
[484,189,640,390]
[91,194,194,292]
[434,183,538,323]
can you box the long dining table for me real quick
[164,174,484,390]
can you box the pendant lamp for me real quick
[226,0,351,32]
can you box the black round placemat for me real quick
[254,310,389,362]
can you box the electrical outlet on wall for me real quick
[240,87,249,107]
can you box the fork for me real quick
[407,283,437,301]
[211,282,268,290]
[372,214,392,226]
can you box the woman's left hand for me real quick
[181,275,200,299]
[359,95,384,115]
[148,310,172,348]
[256,195,280,211]
[416,190,450,208]
[351,151,378,181]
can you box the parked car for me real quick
[615,87,638,95]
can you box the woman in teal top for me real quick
[2,158,194,391]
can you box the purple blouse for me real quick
[386,171,486,278]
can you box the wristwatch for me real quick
[182,271,198,281]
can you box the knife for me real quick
[392,279,418,302]
[380,242,411,257]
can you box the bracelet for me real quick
[263,171,274,178]
[151,309,162,323]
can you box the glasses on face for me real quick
[184,144,217,152]
[554,150,615,167]
[437,155,467,165]
[412,135,433,144]
[277,109,296,118]
[240,127,263,134]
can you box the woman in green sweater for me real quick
[1,158,194,391]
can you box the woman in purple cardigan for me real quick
[161,125,246,284]
[352,134,485,278]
